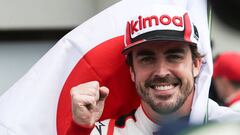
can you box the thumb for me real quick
[99,86,109,101]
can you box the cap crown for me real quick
[123,5,199,54]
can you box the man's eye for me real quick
[168,55,183,60]
[140,57,155,64]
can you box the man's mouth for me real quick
[145,76,180,91]
[152,84,175,91]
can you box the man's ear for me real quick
[130,67,135,82]
[193,58,202,77]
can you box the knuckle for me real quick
[89,89,98,96]
[71,94,79,101]
[91,81,99,85]
[88,81,99,89]
[88,96,97,103]
[70,87,76,96]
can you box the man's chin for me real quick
[153,107,177,115]
[152,96,187,115]
[151,101,179,114]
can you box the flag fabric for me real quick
[0,0,211,135]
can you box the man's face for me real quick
[129,41,201,115]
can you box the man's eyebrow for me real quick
[136,50,155,56]
[164,48,186,54]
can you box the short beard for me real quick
[136,75,193,115]
[141,86,188,114]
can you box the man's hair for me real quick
[125,45,203,67]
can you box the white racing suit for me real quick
[90,100,240,135]
[91,105,159,135]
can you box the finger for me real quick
[71,81,99,94]
[71,81,100,100]
[99,86,109,101]
[72,94,97,109]
[71,87,99,98]
[72,104,95,128]
[82,81,99,89]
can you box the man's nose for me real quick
[152,60,170,77]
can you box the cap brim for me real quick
[122,38,197,55]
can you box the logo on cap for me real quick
[130,14,184,38]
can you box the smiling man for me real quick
[70,5,240,135]
[127,41,201,123]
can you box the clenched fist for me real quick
[70,81,109,128]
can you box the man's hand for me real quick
[70,81,109,128]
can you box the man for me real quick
[70,5,240,135]
[213,52,240,112]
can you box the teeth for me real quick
[154,85,174,91]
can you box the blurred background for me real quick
[0,0,240,95]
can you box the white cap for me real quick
[122,5,199,54]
